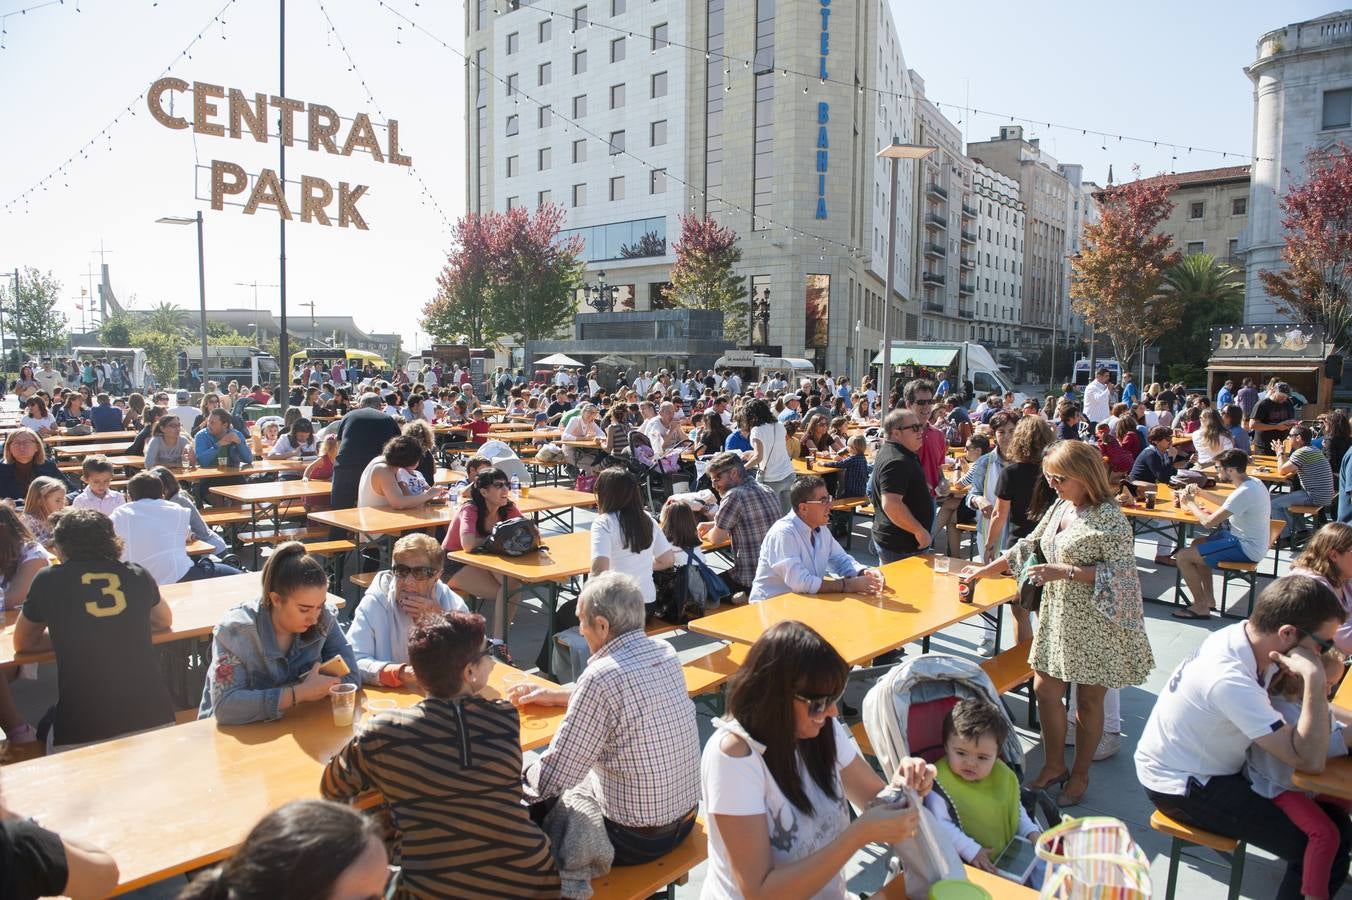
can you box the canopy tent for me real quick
[534,352,584,367]
[713,355,815,373]
[593,354,637,367]
[870,346,960,368]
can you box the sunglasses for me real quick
[479,637,508,661]
[1298,629,1336,654]
[900,423,925,433]
[911,399,935,407]
[795,689,845,717]
[1044,473,1069,486]
[392,564,438,580]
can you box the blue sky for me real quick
[0,0,1331,351]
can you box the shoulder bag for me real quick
[471,517,542,557]
[1015,542,1046,613]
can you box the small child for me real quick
[924,699,1044,885]
[454,455,494,506]
[21,476,68,550]
[70,454,126,516]
[1245,648,1350,900]
[819,434,872,500]
[303,434,340,512]
[466,407,491,446]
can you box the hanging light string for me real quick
[1,0,238,214]
[314,0,452,232]
[509,0,1264,165]
[377,0,876,262]
[0,0,75,50]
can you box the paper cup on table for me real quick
[330,683,358,726]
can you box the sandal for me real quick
[1171,609,1211,620]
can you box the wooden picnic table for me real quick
[308,486,597,539]
[11,429,140,445]
[0,662,564,895]
[688,554,1017,665]
[54,440,136,457]
[878,866,1038,898]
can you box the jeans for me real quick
[178,558,244,582]
[605,808,698,866]
[873,542,922,565]
[1147,773,1352,900]
[1272,489,1315,538]
[759,472,795,515]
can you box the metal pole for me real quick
[277,0,290,412]
[196,211,209,391]
[11,268,21,373]
[879,158,900,411]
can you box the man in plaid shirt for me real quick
[696,452,782,596]
[522,573,700,864]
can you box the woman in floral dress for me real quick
[963,439,1154,807]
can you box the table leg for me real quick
[492,578,509,642]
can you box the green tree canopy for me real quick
[1157,253,1244,384]
[2,267,69,358]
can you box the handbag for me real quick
[1016,543,1047,613]
[470,517,542,557]
[1035,815,1151,899]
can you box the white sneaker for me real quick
[977,637,996,657]
[1094,732,1122,761]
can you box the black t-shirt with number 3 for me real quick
[24,559,175,746]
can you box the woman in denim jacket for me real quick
[198,542,358,724]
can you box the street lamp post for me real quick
[156,213,209,391]
[580,271,618,313]
[875,141,938,411]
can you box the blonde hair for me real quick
[1042,439,1115,506]
[2,427,47,466]
[23,476,66,518]
[392,532,444,566]
[1293,522,1352,588]
[1007,416,1054,464]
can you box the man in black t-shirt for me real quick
[1248,381,1300,455]
[330,394,402,511]
[14,509,174,748]
[545,391,575,422]
[869,408,934,563]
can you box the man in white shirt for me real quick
[642,402,687,455]
[34,359,63,394]
[1136,576,1350,899]
[1081,367,1112,427]
[634,371,654,397]
[168,389,200,426]
[749,476,883,602]
[724,370,742,397]
[110,472,242,584]
[1174,449,1273,618]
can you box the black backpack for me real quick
[471,517,542,557]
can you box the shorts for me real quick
[1196,530,1255,568]
[442,557,467,579]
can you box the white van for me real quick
[713,353,817,385]
[873,341,1024,405]
[70,346,152,391]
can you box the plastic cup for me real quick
[366,697,397,714]
[1144,490,1156,510]
[934,556,951,575]
[329,683,357,726]
[502,672,531,705]
[520,483,530,497]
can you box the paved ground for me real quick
[10,504,1347,898]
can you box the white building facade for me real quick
[969,162,1024,356]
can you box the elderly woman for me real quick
[0,427,63,501]
[322,612,561,897]
[347,533,468,687]
[561,402,605,468]
[702,620,935,898]
[963,440,1153,807]
[198,542,358,724]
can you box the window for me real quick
[1189,201,1204,220]
[651,71,667,98]
[610,36,625,62]
[611,0,625,13]
[506,196,520,210]
[573,5,588,29]
[1231,197,1247,216]
[573,49,587,74]
[650,119,667,146]
[506,155,519,177]
[610,175,625,201]
[572,183,587,207]
[1228,238,1239,261]
[652,22,668,50]
[650,168,666,194]
[1186,241,1204,255]
[538,62,551,86]
[1323,88,1352,130]
[538,19,551,42]
[538,104,551,127]
[538,190,552,206]
[572,94,587,118]
[609,130,625,154]
[506,73,519,96]
[506,32,519,54]
[572,138,587,163]
[538,147,551,170]
[506,115,519,136]
[610,83,625,109]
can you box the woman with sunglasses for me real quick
[19,396,56,438]
[442,467,523,611]
[322,611,561,898]
[348,533,468,688]
[702,620,935,899]
[961,440,1153,807]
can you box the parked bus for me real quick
[290,348,388,379]
[180,346,280,387]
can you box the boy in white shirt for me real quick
[69,455,125,515]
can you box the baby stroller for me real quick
[861,653,1060,830]
[617,429,693,509]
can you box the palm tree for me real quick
[1157,253,1245,381]
[143,302,188,337]
[1163,253,1244,307]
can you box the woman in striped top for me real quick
[321,611,559,899]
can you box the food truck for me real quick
[1206,323,1338,416]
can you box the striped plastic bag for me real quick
[1036,815,1152,899]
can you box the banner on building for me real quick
[805,274,830,348]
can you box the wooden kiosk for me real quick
[1206,323,1338,417]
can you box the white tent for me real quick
[535,352,583,367]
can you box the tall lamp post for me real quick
[875,141,938,410]
[156,213,209,391]
[580,271,618,313]
[751,287,770,348]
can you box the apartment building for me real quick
[969,161,1024,357]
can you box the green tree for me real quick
[142,302,190,338]
[484,204,585,343]
[99,310,135,348]
[128,326,181,386]
[2,267,69,359]
[206,322,256,346]
[1157,253,1245,384]
[664,214,749,344]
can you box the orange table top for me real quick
[54,440,136,457]
[209,479,334,504]
[448,529,595,583]
[0,663,563,894]
[1294,755,1352,801]
[129,459,307,483]
[688,554,1016,666]
[32,429,140,445]
[309,487,596,537]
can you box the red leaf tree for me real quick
[1259,143,1352,352]
[423,213,497,346]
[664,214,749,344]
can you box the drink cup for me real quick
[806,456,814,470]
[330,683,357,726]
[520,483,530,497]
[934,556,950,575]
[1144,490,1156,510]
[502,672,531,705]
[957,575,974,604]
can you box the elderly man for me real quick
[519,572,700,864]
[870,408,933,564]
[697,451,782,599]
[642,401,688,455]
[749,475,884,602]
[777,395,802,423]
[1082,367,1112,428]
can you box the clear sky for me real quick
[0,0,1333,351]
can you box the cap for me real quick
[1274,381,1291,395]
[176,389,190,402]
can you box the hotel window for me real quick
[538,190,552,206]
[1186,241,1204,256]
[611,37,626,62]
[1323,88,1352,130]
[538,147,551,171]
[610,176,625,201]
[506,155,518,177]
[572,183,587,207]
[610,83,625,109]
[573,5,588,29]
[506,115,519,136]
[538,62,552,86]
[538,19,551,42]
[1189,201,1204,220]
[609,130,625,154]
[650,168,667,194]
[538,105,551,127]
[650,119,667,146]
[506,32,519,54]
[611,0,625,13]
[652,71,668,98]
[652,22,669,50]
[1231,197,1247,216]
[506,73,519,96]
[506,196,519,209]
[572,138,587,162]
[572,94,587,118]
[573,49,587,74]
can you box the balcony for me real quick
[959,281,975,295]
[926,182,949,200]
[960,255,975,269]
[960,229,977,244]
[925,213,948,230]
[922,272,946,286]
[924,300,945,313]
[962,203,978,218]
[924,242,947,258]
[958,309,975,320]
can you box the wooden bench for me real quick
[1150,809,1247,900]
[956,521,977,558]
[829,496,869,550]
[981,639,1036,727]
[681,643,749,697]
[238,526,330,545]
[1217,519,1285,618]
[200,509,254,527]
[850,720,876,759]
[349,571,377,590]
[591,818,707,900]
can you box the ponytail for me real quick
[260,541,327,606]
